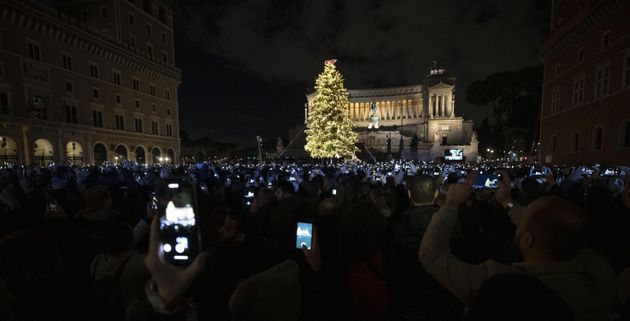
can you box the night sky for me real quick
[173,0,550,147]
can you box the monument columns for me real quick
[444,95,448,117]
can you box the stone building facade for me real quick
[305,66,478,161]
[0,0,180,165]
[539,0,630,164]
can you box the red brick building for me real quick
[539,0,630,165]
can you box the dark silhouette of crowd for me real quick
[0,161,629,321]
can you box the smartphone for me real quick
[601,167,623,177]
[332,189,337,195]
[156,179,200,266]
[473,174,501,190]
[529,167,549,177]
[243,191,255,207]
[296,221,313,250]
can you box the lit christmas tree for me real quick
[305,59,358,158]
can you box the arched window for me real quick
[551,135,557,153]
[622,121,630,148]
[592,126,603,150]
[571,131,579,152]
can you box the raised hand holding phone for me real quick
[300,224,321,272]
[145,216,209,302]
[495,170,513,208]
[445,172,476,207]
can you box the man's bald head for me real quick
[517,196,590,261]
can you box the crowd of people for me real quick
[0,159,629,321]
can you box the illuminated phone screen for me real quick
[473,174,500,190]
[158,180,199,266]
[296,222,313,250]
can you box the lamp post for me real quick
[256,135,263,164]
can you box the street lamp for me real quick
[256,136,263,163]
